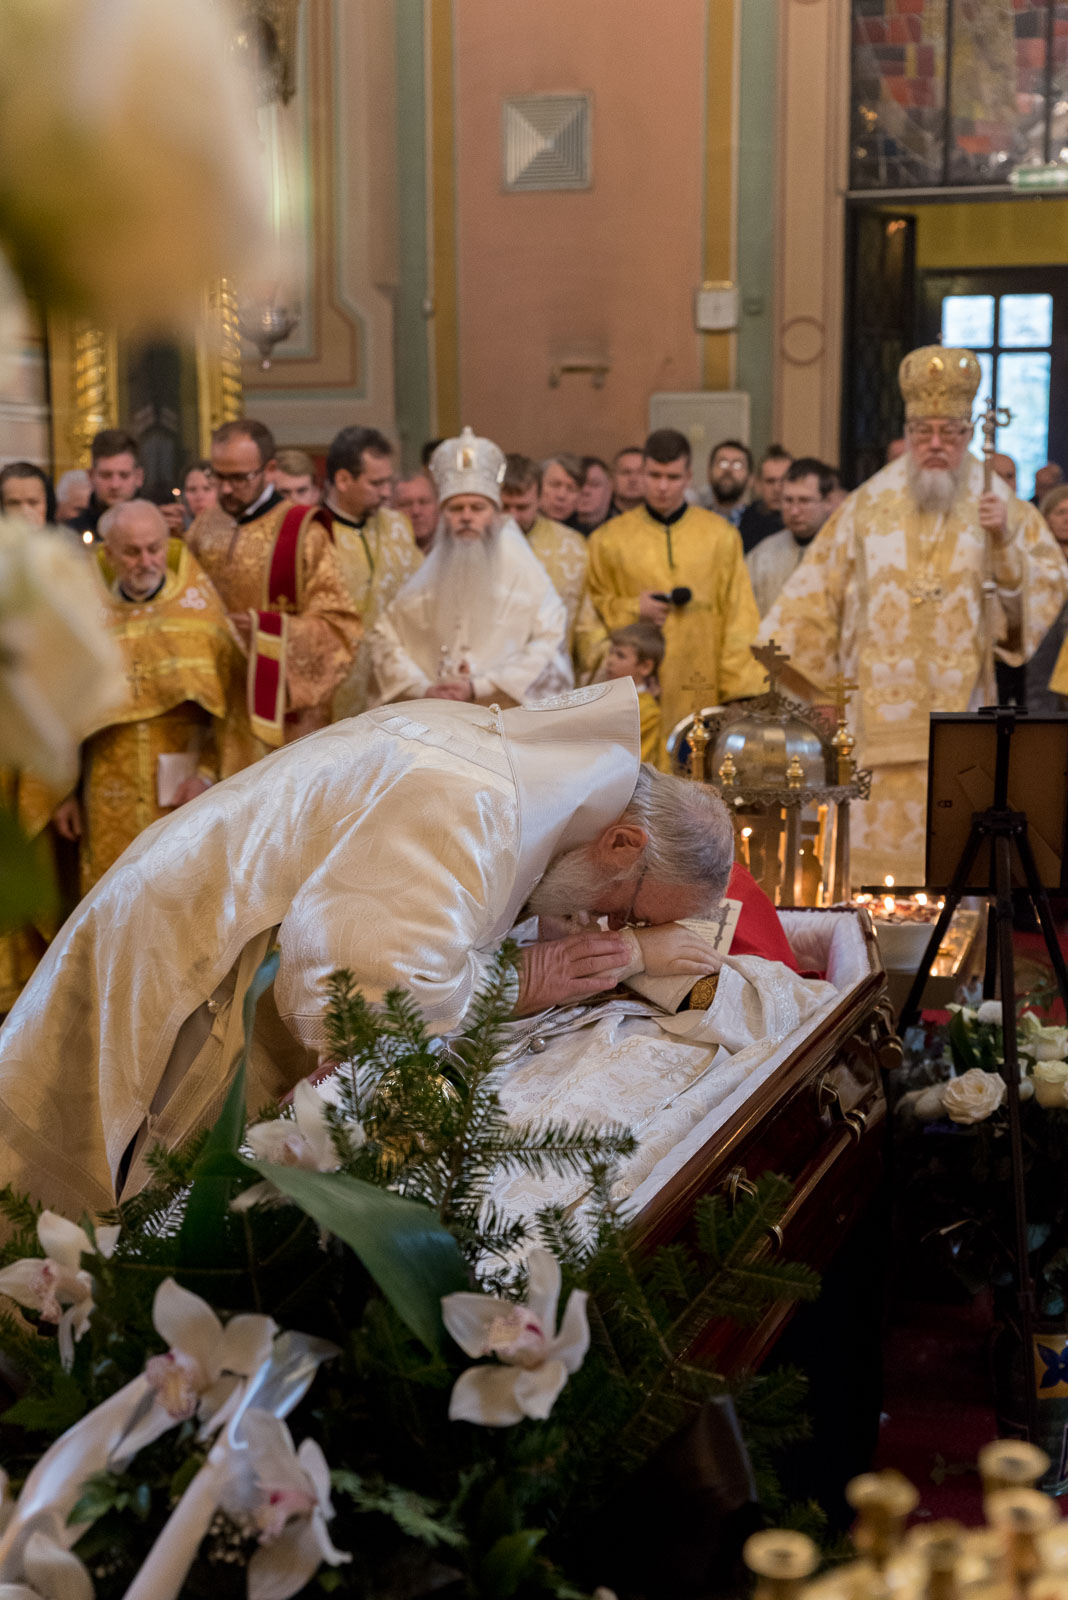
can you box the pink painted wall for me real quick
[451,0,708,461]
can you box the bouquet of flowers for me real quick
[0,956,820,1600]
[894,995,1068,1313]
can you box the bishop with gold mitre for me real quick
[186,417,360,765]
[758,345,1067,887]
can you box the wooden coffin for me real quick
[630,905,898,1374]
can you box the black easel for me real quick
[899,707,1068,1446]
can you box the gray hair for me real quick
[622,764,735,899]
[98,497,168,543]
[56,468,90,498]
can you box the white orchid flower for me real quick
[0,1520,94,1600]
[220,1411,350,1600]
[442,1247,590,1427]
[0,1213,118,1370]
[115,1278,277,1462]
[234,1080,365,1212]
[1019,1012,1068,1062]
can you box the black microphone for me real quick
[651,586,692,607]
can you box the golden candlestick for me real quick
[846,1469,919,1570]
[827,672,859,785]
[683,672,717,784]
[743,1531,819,1600]
[978,1441,1049,1498]
[986,1489,1057,1588]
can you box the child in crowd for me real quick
[604,622,664,764]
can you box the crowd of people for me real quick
[3,341,1068,1008]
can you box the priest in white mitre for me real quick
[759,345,1068,886]
[0,679,732,1217]
[370,427,572,707]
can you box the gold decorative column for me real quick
[195,277,244,454]
[47,315,119,476]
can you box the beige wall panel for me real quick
[774,0,849,462]
[450,0,708,458]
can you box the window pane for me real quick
[976,351,995,410]
[999,293,1053,347]
[996,352,1051,501]
[942,294,995,348]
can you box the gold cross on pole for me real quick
[827,672,859,723]
[750,638,790,690]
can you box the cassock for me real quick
[746,529,808,618]
[186,487,359,764]
[586,503,765,765]
[525,513,607,678]
[370,520,573,706]
[74,539,240,892]
[328,502,422,720]
[758,455,1068,885]
[0,681,639,1216]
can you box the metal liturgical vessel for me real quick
[668,641,870,907]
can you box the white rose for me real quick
[0,520,125,787]
[941,1068,1006,1125]
[976,1000,1003,1026]
[1032,1060,1068,1108]
[0,0,268,330]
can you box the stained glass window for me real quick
[851,1,1064,191]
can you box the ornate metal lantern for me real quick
[667,641,871,906]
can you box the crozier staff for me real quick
[0,680,731,1216]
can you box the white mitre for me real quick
[430,425,506,505]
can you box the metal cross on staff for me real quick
[750,638,790,692]
[682,671,718,782]
[978,394,1013,706]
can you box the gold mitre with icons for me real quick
[429,425,507,508]
[898,345,982,422]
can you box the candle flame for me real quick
[884,874,895,888]
[883,895,895,913]
[916,892,928,906]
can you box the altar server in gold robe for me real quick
[586,428,765,764]
[186,418,359,762]
[500,452,607,679]
[321,425,422,719]
[50,500,240,892]
[759,346,1068,886]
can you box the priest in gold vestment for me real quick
[321,425,422,719]
[186,419,359,760]
[51,501,240,892]
[501,453,606,678]
[586,428,765,764]
[758,346,1068,886]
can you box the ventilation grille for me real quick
[502,94,591,192]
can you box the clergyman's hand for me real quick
[514,931,629,1016]
[228,611,252,651]
[638,590,670,625]
[979,491,1009,541]
[52,795,83,841]
[633,922,722,977]
[425,680,472,701]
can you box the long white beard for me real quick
[906,452,970,515]
[526,845,634,919]
[431,526,502,670]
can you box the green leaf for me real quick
[68,1472,123,1527]
[477,1528,545,1600]
[0,804,58,934]
[251,1162,467,1353]
[3,1367,85,1435]
[179,948,279,1262]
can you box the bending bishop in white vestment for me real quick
[0,679,734,1216]
[370,427,572,707]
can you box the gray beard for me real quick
[906,453,970,514]
[431,524,502,665]
[526,845,633,919]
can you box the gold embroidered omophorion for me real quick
[77,540,239,891]
[187,497,360,763]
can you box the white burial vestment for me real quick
[0,682,639,1216]
[369,520,572,706]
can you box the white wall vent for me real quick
[502,94,591,192]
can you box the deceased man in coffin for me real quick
[0,681,882,1225]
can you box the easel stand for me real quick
[899,708,1068,1447]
